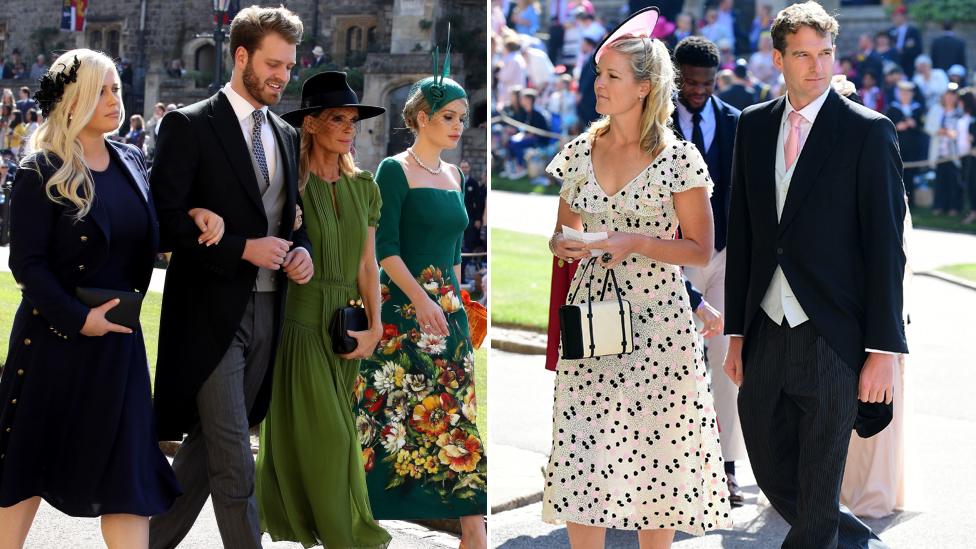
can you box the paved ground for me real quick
[0,246,461,547]
[24,496,459,548]
[490,275,976,548]
[490,190,976,547]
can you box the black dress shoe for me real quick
[727,474,744,507]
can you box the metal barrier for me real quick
[491,113,564,140]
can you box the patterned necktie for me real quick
[784,111,804,171]
[250,109,270,191]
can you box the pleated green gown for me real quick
[256,171,391,549]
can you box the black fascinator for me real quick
[34,56,82,118]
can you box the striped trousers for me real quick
[738,313,889,549]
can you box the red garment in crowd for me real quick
[545,255,579,371]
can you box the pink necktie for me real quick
[785,111,804,170]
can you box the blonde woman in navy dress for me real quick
[0,49,221,548]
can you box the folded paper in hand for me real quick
[562,225,608,257]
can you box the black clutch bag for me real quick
[75,287,145,330]
[330,300,368,354]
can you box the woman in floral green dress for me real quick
[354,69,487,548]
[256,72,390,548]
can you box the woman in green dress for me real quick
[256,71,391,548]
[354,53,487,548]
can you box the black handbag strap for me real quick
[567,257,629,358]
[596,266,629,355]
[567,256,597,305]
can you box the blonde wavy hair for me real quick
[28,49,123,220]
[587,37,675,159]
[298,108,361,195]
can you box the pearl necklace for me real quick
[407,147,443,175]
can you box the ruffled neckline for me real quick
[551,133,677,216]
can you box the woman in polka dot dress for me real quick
[544,9,732,547]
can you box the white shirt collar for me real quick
[222,82,269,123]
[677,96,713,119]
[783,85,831,126]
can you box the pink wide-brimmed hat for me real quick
[594,7,661,65]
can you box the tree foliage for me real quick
[910,0,976,23]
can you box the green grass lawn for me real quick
[474,346,487,437]
[909,208,976,235]
[0,271,163,383]
[0,272,21,367]
[938,263,976,283]
[491,174,560,196]
[0,270,488,435]
[491,228,552,331]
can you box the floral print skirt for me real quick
[355,265,487,519]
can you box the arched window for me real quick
[387,84,413,156]
[346,26,364,54]
[88,30,103,52]
[106,30,120,58]
[195,43,215,73]
[367,26,377,51]
[471,99,487,129]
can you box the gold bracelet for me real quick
[548,231,560,256]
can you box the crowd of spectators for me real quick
[491,1,976,223]
[1,86,41,181]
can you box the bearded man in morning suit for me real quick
[148,6,313,549]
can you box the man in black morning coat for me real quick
[148,6,312,549]
[723,3,907,548]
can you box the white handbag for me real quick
[559,257,634,359]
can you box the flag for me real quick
[60,0,89,33]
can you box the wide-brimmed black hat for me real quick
[282,71,385,127]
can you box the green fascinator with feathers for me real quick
[414,23,466,115]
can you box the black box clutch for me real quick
[75,287,144,330]
[330,301,368,355]
[559,258,634,360]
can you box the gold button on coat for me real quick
[80,235,88,242]
[23,339,30,346]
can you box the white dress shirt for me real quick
[894,24,908,52]
[496,52,528,107]
[745,87,898,355]
[676,97,716,154]
[758,87,830,329]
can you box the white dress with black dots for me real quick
[542,132,732,534]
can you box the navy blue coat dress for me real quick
[0,140,180,516]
